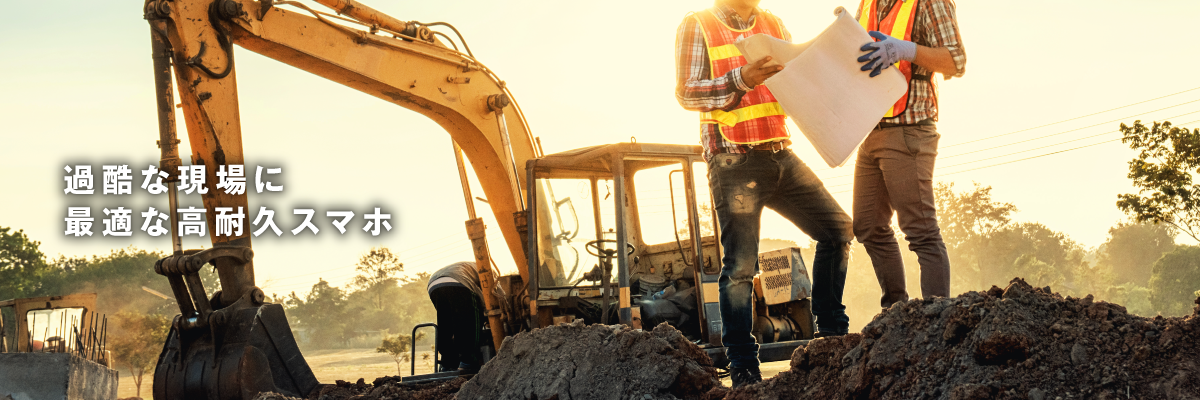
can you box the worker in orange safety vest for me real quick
[675,0,855,388]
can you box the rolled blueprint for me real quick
[735,7,907,168]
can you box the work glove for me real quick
[858,31,916,78]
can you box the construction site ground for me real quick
[251,278,1199,400]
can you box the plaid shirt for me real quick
[675,5,791,160]
[858,0,967,125]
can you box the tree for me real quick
[978,223,1086,288]
[935,182,1018,249]
[375,331,426,375]
[389,272,436,334]
[1117,120,1200,242]
[1097,221,1176,286]
[933,182,1018,291]
[1107,283,1156,316]
[284,279,361,348]
[36,248,218,317]
[109,311,171,398]
[351,247,405,311]
[0,227,50,301]
[1147,246,1200,316]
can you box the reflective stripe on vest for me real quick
[693,9,789,145]
[858,0,921,118]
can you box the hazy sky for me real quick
[2,0,1198,297]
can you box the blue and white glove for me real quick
[858,31,916,78]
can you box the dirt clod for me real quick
[457,320,719,400]
[252,376,467,400]
[724,278,1200,399]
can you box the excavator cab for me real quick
[524,143,816,366]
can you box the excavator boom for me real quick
[144,0,536,397]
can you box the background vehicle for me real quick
[0,293,119,400]
[142,0,814,397]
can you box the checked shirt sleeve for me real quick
[917,0,966,79]
[675,16,748,112]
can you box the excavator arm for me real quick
[144,0,536,398]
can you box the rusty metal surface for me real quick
[1,293,98,354]
[466,219,508,351]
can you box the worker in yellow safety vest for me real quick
[675,0,854,388]
[853,0,967,308]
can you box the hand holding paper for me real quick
[733,8,908,167]
[858,31,917,77]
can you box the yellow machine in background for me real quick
[142,0,816,398]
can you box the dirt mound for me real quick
[252,376,466,400]
[722,278,1200,400]
[456,320,720,400]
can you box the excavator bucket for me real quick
[151,249,318,399]
[153,303,317,399]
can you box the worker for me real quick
[426,261,486,374]
[675,0,854,387]
[853,0,966,307]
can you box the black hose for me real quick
[189,2,235,79]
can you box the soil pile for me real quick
[253,376,467,400]
[456,320,720,400]
[722,278,1200,400]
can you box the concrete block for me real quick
[0,353,118,400]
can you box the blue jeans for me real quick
[707,149,852,369]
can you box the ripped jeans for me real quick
[708,149,853,369]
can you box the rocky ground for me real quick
[716,278,1200,400]
[257,278,1199,400]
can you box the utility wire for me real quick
[811,87,1200,174]
[941,85,1200,148]
[826,117,1200,194]
[938,109,1200,169]
[939,101,1200,159]
[820,108,1200,183]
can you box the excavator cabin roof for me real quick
[531,143,704,179]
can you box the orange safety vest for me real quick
[693,9,789,145]
[857,0,928,118]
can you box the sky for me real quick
[2,0,1199,298]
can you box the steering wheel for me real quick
[585,239,635,258]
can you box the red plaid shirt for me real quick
[675,5,792,160]
[858,0,967,125]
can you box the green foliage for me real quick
[284,279,362,349]
[1117,120,1200,242]
[109,311,171,398]
[37,248,218,317]
[935,182,1018,249]
[281,269,435,350]
[1106,283,1156,316]
[933,182,1018,292]
[0,227,51,301]
[375,331,426,375]
[1148,245,1200,316]
[1097,221,1176,286]
[352,247,406,311]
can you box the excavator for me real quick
[142,0,816,398]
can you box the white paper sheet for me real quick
[735,7,907,168]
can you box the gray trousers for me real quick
[852,124,951,307]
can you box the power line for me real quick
[941,85,1200,148]
[939,109,1200,170]
[820,108,1200,184]
[939,101,1200,159]
[811,86,1200,175]
[939,139,1122,177]
[826,117,1200,195]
